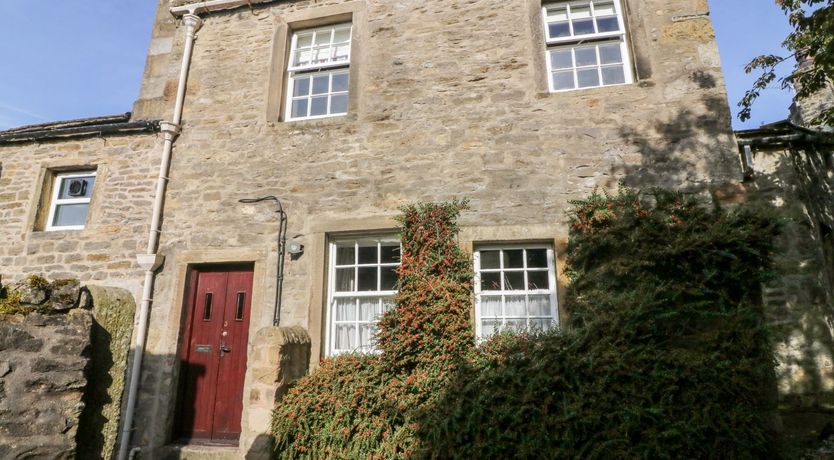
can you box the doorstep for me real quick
[155,443,243,460]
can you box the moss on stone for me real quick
[75,286,136,460]
[0,290,26,315]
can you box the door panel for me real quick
[178,266,253,444]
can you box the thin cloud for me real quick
[0,101,51,127]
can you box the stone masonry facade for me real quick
[0,0,748,457]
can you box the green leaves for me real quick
[741,1,834,125]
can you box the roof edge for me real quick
[0,116,161,145]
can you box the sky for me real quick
[0,1,797,130]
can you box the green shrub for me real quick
[418,188,782,459]
[271,190,782,459]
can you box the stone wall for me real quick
[744,141,834,443]
[0,303,92,458]
[0,279,136,459]
[0,132,161,297]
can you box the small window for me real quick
[327,236,401,355]
[45,171,97,231]
[285,23,352,121]
[474,245,559,338]
[543,0,633,92]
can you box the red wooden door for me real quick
[178,266,254,444]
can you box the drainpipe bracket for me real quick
[137,254,165,271]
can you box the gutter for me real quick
[170,0,278,16]
[116,12,203,460]
[0,120,159,144]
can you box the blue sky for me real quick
[0,1,795,130]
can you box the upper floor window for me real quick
[285,23,352,121]
[543,0,633,92]
[46,171,96,231]
[474,244,559,338]
[326,236,400,355]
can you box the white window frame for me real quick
[285,23,353,122]
[325,235,401,356]
[542,0,634,92]
[45,171,96,232]
[473,244,560,339]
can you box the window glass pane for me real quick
[577,68,600,87]
[599,44,623,64]
[358,245,378,264]
[312,75,330,95]
[546,5,568,21]
[334,297,356,320]
[359,298,379,321]
[293,49,310,67]
[291,99,308,119]
[58,175,95,199]
[482,296,502,317]
[602,66,626,85]
[380,245,400,263]
[594,1,616,15]
[235,292,245,320]
[481,272,501,291]
[574,47,598,67]
[357,267,378,291]
[333,44,350,62]
[526,249,548,268]
[528,294,552,316]
[336,245,355,265]
[552,71,575,90]
[331,95,349,115]
[52,203,89,227]
[203,293,213,320]
[505,319,527,331]
[530,318,553,332]
[548,22,571,38]
[380,266,398,291]
[334,27,351,43]
[334,324,356,350]
[528,271,549,290]
[359,324,376,349]
[382,297,396,312]
[292,77,310,97]
[504,272,524,290]
[550,49,573,69]
[505,295,526,316]
[572,18,595,35]
[336,267,355,292]
[503,249,524,268]
[314,29,332,45]
[480,250,500,269]
[481,319,499,337]
[570,4,592,19]
[596,16,619,32]
[296,33,313,48]
[310,97,328,116]
[332,72,350,92]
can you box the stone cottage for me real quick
[0,0,750,457]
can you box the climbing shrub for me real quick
[417,188,783,459]
[271,201,474,459]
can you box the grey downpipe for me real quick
[239,196,288,326]
[117,13,203,460]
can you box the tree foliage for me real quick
[740,0,834,126]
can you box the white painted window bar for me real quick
[285,23,352,121]
[474,245,559,339]
[46,171,97,231]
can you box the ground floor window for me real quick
[473,244,559,338]
[326,236,400,355]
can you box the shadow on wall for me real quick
[745,142,834,445]
[610,71,742,195]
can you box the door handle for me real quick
[220,345,231,353]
